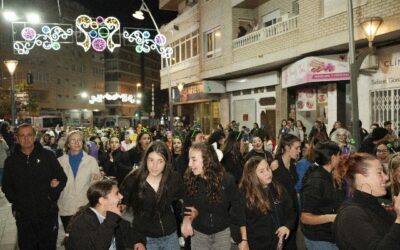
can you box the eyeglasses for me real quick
[69,139,83,144]
[377,149,389,153]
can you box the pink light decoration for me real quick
[92,37,107,52]
[21,27,37,41]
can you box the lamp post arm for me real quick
[141,0,161,34]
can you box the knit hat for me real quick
[371,127,388,140]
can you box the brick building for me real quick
[159,0,400,137]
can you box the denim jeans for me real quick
[191,227,231,250]
[304,237,339,250]
[146,231,180,250]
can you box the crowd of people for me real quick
[0,118,400,250]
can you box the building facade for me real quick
[159,0,400,138]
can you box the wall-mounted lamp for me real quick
[361,17,383,47]
[359,17,383,73]
[177,83,184,92]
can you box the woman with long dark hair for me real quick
[241,156,295,249]
[127,130,152,166]
[122,141,183,250]
[175,128,205,178]
[181,143,248,250]
[300,141,344,250]
[271,134,302,249]
[100,136,132,185]
[221,131,245,184]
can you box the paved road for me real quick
[0,190,65,250]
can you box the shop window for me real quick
[371,88,400,136]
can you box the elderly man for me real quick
[2,123,67,250]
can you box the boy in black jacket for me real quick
[66,179,144,250]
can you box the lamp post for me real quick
[347,0,382,149]
[4,60,18,126]
[133,0,174,130]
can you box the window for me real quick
[192,33,198,56]
[321,0,367,18]
[205,27,221,58]
[162,30,199,68]
[262,10,281,27]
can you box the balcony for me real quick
[233,15,298,50]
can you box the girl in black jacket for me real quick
[300,141,344,249]
[122,141,183,250]
[241,156,295,250]
[221,131,245,184]
[100,137,132,185]
[181,142,248,250]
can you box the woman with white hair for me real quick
[57,130,101,232]
[331,128,356,155]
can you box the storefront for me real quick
[281,54,350,133]
[227,72,278,138]
[172,81,226,134]
[363,45,400,136]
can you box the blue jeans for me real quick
[146,231,180,250]
[304,237,338,250]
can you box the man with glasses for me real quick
[2,123,67,250]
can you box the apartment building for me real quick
[0,0,104,127]
[160,0,400,138]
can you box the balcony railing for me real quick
[233,15,299,49]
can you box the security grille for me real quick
[371,88,400,136]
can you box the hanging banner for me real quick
[282,54,350,88]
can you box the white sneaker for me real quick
[179,237,185,247]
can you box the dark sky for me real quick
[74,0,177,28]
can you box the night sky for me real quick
[74,0,177,28]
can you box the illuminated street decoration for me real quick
[89,93,141,104]
[76,15,121,52]
[12,22,73,55]
[123,29,173,58]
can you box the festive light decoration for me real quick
[123,29,173,58]
[76,15,121,52]
[89,93,141,104]
[12,23,73,55]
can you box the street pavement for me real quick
[0,190,65,250]
[0,190,17,250]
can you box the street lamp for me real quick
[347,0,382,149]
[132,0,174,130]
[4,60,18,126]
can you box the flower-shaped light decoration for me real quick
[122,28,173,59]
[76,15,121,52]
[13,23,73,55]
